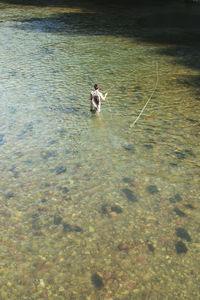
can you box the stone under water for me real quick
[122,189,138,202]
[91,273,104,289]
[146,185,158,194]
[175,241,188,254]
[176,227,191,242]
[174,207,186,217]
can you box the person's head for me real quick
[94,84,99,90]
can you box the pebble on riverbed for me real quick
[121,189,138,202]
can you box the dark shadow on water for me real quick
[3,0,200,90]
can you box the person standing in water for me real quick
[90,84,107,113]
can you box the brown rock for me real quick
[104,271,112,281]
[118,243,132,251]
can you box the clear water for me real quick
[0,1,200,299]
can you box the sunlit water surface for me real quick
[0,2,200,299]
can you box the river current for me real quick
[0,1,200,299]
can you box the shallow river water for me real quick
[0,1,200,299]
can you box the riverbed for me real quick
[0,1,200,299]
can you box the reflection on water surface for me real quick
[0,1,200,299]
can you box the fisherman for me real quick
[90,84,107,113]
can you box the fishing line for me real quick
[130,62,159,128]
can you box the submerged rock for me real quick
[63,223,73,232]
[58,128,67,136]
[47,139,57,146]
[55,166,66,175]
[174,151,185,159]
[122,189,138,202]
[13,172,19,178]
[184,204,195,210]
[118,243,132,251]
[175,241,188,254]
[101,204,123,216]
[174,193,182,202]
[147,243,155,253]
[136,94,143,100]
[10,165,17,172]
[41,198,47,203]
[62,187,69,194]
[15,152,24,158]
[17,129,27,139]
[54,215,62,225]
[0,133,4,145]
[119,86,126,92]
[146,185,158,194]
[176,228,191,242]
[122,177,134,184]
[123,144,135,152]
[91,273,104,289]
[169,163,178,168]
[144,144,153,150]
[73,225,83,232]
[187,118,198,123]
[63,223,83,233]
[169,193,182,203]
[25,122,34,131]
[185,149,196,157]
[40,150,58,160]
[101,204,110,214]
[174,207,186,217]
[5,192,14,198]
[111,205,123,214]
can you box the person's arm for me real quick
[100,92,108,101]
[89,92,92,101]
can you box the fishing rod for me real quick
[130,62,159,128]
